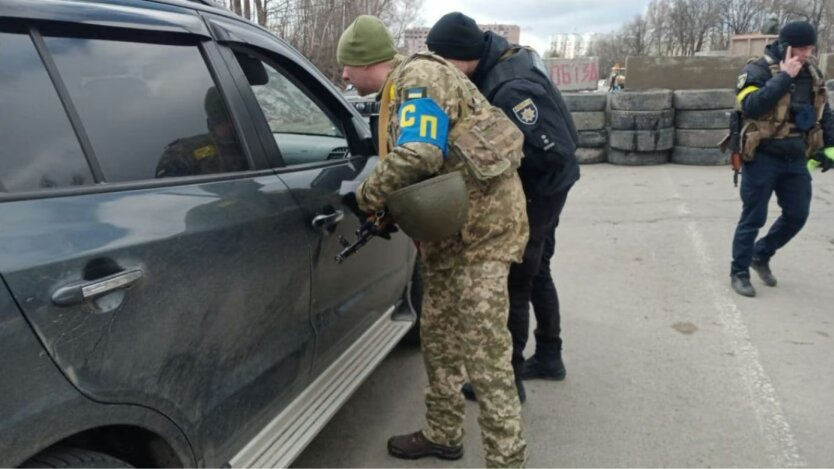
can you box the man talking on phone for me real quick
[729,21,834,297]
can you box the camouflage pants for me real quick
[420,261,527,468]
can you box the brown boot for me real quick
[387,431,463,461]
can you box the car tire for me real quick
[675,128,727,148]
[609,109,674,130]
[607,148,669,166]
[673,89,735,110]
[562,92,607,112]
[571,112,606,131]
[21,447,132,468]
[675,109,732,129]
[609,128,674,152]
[401,257,422,346]
[577,129,607,148]
[609,90,673,111]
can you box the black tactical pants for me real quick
[507,187,571,372]
[731,151,812,277]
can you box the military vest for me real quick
[479,46,579,144]
[741,55,827,156]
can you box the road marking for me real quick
[665,169,805,468]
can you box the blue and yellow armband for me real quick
[396,96,450,156]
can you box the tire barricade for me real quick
[560,89,740,166]
[608,90,673,165]
[564,92,607,164]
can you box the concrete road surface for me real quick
[294,164,834,468]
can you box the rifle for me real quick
[726,110,743,187]
[335,210,395,263]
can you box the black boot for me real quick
[521,353,566,381]
[387,431,463,461]
[731,274,756,297]
[751,258,777,287]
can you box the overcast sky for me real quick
[419,0,649,54]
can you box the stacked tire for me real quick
[672,89,734,165]
[607,90,674,165]
[564,93,608,164]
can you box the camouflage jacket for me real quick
[356,53,529,270]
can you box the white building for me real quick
[404,24,521,56]
[549,32,597,58]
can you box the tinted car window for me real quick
[44,36,248,181]
[0,32,93,193]
[234,51,348,166]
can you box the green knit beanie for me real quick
[337,15,397,66]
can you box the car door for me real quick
[205,13,416,374]
[0,3,315,465]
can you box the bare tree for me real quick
[622,16,650,56]
[215,0,423,83]
[721,0,767,34]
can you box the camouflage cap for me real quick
[337,15,397,66]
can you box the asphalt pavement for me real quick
[294,163,834,468]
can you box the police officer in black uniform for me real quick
[427,12,580,402]
[730,21,834,297]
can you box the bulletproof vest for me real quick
[479,46,579,143]
[742,54,827,150]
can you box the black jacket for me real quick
[738,41,834,157]
[472,32,580,198]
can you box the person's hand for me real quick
[374,214,399,240]
[780,46,803,78]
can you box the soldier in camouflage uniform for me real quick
[156,86,246,178]
[337,15,529,468]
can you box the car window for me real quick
[43,36,249,181]
[0,32,93,193]
[233,51,349,166]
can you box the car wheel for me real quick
[21,446,132,468]
[401,257,422,346]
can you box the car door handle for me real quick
[311,210,344,230]
[52,268,144,307]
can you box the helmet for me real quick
[386,171,468,242]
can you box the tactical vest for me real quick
[480,46,579,144]
[741,55,827,156]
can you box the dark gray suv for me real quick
[0,0,418,466]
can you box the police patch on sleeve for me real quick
[396,97,450,155]
[512,98,538,125]
[737,73,748,90]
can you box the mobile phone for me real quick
[777,41,789,59]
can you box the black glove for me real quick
[341,192,370,221]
